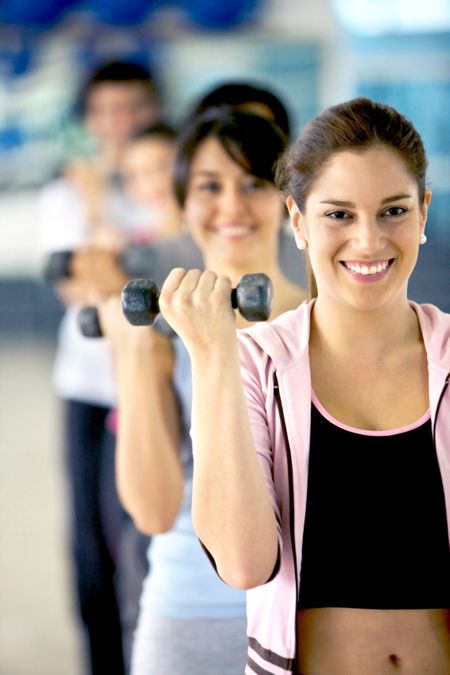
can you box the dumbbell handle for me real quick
[78,273,272,338]
[122,274,272,326]
[43,244,156,282]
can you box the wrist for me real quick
[190,337,239,373]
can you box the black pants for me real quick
[64,399,149,675]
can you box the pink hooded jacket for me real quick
[236,300,450,675]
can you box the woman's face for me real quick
[288,145,431,312]
[183,137,284,268]
[122,138,176,206]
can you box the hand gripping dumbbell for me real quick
[77,273,273,338]
[43,244,157,283]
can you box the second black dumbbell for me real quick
[43,244,157,283]
[78,273,273,338]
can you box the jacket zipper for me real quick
[274,372,299,673]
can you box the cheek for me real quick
[183,200,211,238]
[254,198,284,231]
[308,226,344,255]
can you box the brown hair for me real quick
[174,106,288,207]
[275,97,428,297]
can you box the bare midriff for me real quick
[296,608,450,675]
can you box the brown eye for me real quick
[382,206,407,217]
[327,210,350,220]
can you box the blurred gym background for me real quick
[0,1,449,673]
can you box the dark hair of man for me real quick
[75,60,158,118]
[131,121,177,143]
[173,106,288,208]
[186,82,291,140]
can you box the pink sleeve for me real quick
[238,333,283,564]
[106,409,118,435]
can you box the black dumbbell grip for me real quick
[44,244,156,283]
[43,250,74,282]
[231,289,238,309]
[78,306,103,338]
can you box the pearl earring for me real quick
[419,233,427,245]
[295,237,307,250]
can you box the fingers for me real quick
[161,267,191,294]
[159,268,203,314]
[160,269,232,313]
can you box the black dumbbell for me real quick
[43,244,157,283]
[77,273,273,338]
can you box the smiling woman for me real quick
[159,98,450,674]
[96,107,306,675]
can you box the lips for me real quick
[340,258,395,281]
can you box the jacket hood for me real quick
[240,300,450,374]
[238,301,313,370]
[411,302,450,371]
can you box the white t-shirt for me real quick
[39,177,142,407]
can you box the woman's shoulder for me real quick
[238,299,313,370]
[412,302,450,367]
[273,281,308,317]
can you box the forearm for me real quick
[115,348,184,534]
[191,343,278,589]
[55,278,95,306]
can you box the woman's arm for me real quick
[159,268,279,589]
[98,297,184,534]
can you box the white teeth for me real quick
[220,226,251,237]
[344,260,389,275]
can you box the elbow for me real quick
[214,544,280,590]
[121,491,181,536]
[218,564,277,590]
[133,509,178,536]
[117,483,182,536]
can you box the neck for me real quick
[95,144,124,175]
[203,253,285,289]
[204,253,299,328]
[311,292,421,361]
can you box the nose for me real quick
[219,184,249,219]
[350,215,385,254]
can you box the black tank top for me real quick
[298,399,450,610]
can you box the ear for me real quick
[420,189,432,235]
[286,196,306,242]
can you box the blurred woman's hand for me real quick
[71,248,128,303]
[98,295,173,378]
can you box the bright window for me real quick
[332,0,450,34]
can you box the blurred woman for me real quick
[98,108,307,675]
[39,59,161,675]
[121,123,183,242]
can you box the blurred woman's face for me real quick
[85,83,160,151]
[122,138,176,206]
[183,137,284,268]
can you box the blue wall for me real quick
[351,32,450,240]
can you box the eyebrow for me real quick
[319,194,413,207]
[190,170,219,177]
